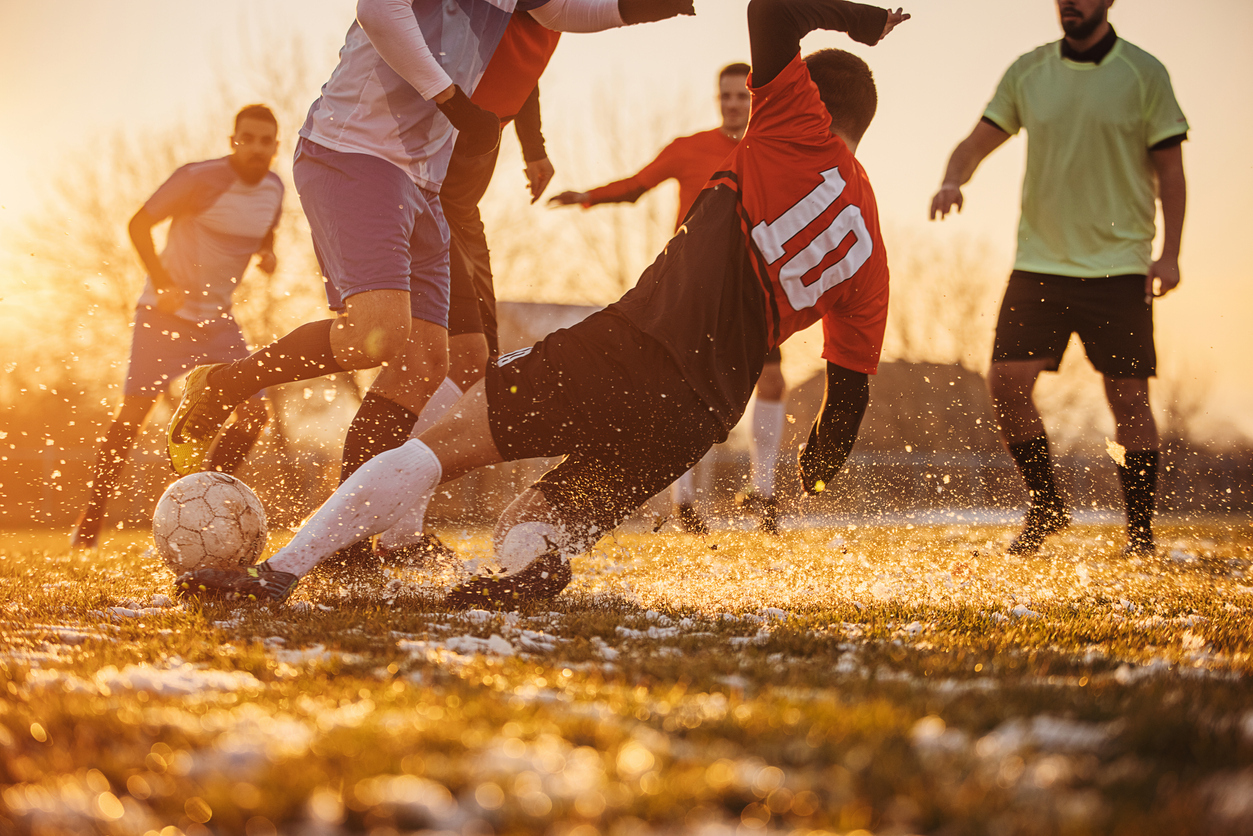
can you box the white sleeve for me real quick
[356,0,454,100]
[529,0,624,33]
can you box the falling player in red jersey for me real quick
[549,62,791,535]
[176,0,909,609]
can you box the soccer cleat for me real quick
[1123,528,1155,557]
[309,539,386,585]
[175,561,298,604]
[676,503,708,535]
[376,532,458,568]
[445,551,572,611]
[741,493,781,535]
[1006,504,1070,555]
[167,364,235,476]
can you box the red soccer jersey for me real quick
[586,128,740,231]
[724,52,889,374]
[611,52,889,433]
[471,12,561,123]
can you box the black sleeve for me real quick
[513,85,548,163]
[747,0,889,88]
[980,115,1012,135]
[1150,132,1187,151]
[798,362,869,495]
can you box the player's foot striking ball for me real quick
[175,562,299,604]
[167,364,234,475]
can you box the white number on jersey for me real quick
[750,166,873,311]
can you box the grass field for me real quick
[2,518,1252,836]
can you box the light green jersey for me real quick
[984,38,1188,278]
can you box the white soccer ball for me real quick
[152,472,268,573]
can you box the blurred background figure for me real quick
[551,62,788,534]
[71,104,282,548]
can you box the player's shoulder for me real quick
[1108,38,1173,81]
[1006,42,1058,78]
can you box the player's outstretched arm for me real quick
[928,120,1010,220]
[255,229,278,275]
[747,0,905,88]
[530,0,693,33]
[798,363,869,495]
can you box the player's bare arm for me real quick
[929,120,1010,220]
[1147,142,1186,298]
[128,207,183,315]
[255,229,278,275]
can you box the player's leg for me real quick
[989,272,1074,554]
[744,351,786,533]
[73,395,157,548]
[1080,275,1160,555]
[206,399,270,474]
[669,468,706,534]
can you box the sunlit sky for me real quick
[2,0,1251,436]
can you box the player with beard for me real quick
[70,105,283,549]
[175,0,909,609]
[548,63,793,535]
[930,0,1188,556]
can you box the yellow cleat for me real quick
[166,364,233,475]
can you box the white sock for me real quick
[671,468,697,506]
[267,440,442,577]
[376,467,439,552]
[750,400,785,497]
[409,377,463,438]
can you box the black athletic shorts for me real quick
[486,307,724,540]
[765,345,782,364]
[443,144,501,354]
[992,270,1156,378]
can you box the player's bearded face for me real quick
[1057,0,1110,41]
[230,118,279,183]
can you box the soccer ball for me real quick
[152,472,268,573]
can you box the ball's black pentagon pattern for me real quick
[153,473,268,573]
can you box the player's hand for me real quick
[1146,256,1181,299]
[929,184,963,220]
[618,0,695,26]
[154,285,186,316]
[256,250,278,275]
[437,85,502,158]
[548,190,589,207]
[878,7,910,42]
[525,158,555,204]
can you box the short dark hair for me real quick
[234,104,278,134]
[719,62,751,81]
[803,49,877,143]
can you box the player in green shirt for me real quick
[929,0,1188,556]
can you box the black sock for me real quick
[1008,435,1064,513]
[206,416,267,474]
[210,320,344,403]
[80,420,141,533]
[1118,449,1158,539]
[339,392,421,483]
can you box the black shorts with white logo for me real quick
[992,271,1156,378]
[486,307,724,540]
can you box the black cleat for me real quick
[376,532,458,568]
[1006,505,1070,555]
[445,551,572,611]
[176,561,298,604]
[309,539,386,585]
[741,493,781,535]
[676,503,708,535]
[1123,528,1155,557]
